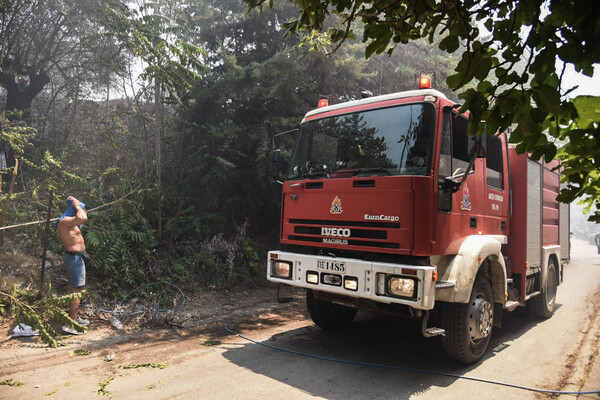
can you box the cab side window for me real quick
[438,111,452,180]
[486,135,504,190]
[439,110,471,180]
[451,113,470,175]
[438,109,471,212]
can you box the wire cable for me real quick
[225,321,600,396]
[0,188,139,231]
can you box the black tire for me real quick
[442,275,494,364]
[530,259,558,319]
[306,289,357,330]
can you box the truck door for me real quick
[435,108,485,254]
[483,133,509,235]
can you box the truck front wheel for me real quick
[306,290,357,330]
[530,259,558,319]
[442,275,494,364]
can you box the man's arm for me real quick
[60,196,88,227]
[75,203,88,223]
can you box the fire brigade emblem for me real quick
[461,185,472,211]
[330,196,343,214]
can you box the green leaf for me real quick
[543,144,557,162]
[439,35,460,53]
[484,18,493,32]
[572,96,600,129]
[476,80,493,94]
[531,85,563,114]
[446,73,463,89]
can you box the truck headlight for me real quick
[344,276,358,291]
[387,276,416,298]
[306,271,319,284]
[271,260,292,279]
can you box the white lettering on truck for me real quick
[488,193,504,202]
[364,214,400,222]
[321,227,351,237]
[323,238,348,245]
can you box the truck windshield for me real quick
[288,103,436,179]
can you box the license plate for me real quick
[316,260,346,273]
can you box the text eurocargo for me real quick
[364,214,400,222]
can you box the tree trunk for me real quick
[0,71,50,119]
[155,76,163,239]
[0,158,20,246]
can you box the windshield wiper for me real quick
[303,171,329,179]
[356,167,390,176]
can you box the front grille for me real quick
[287,218,400,250]
[294,226,387,239]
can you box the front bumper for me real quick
[267,251,436,310]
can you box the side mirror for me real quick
[272,149,281,180]
[438,181,453,212]
[468,134,487,158]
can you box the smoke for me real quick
[570,202,599,244]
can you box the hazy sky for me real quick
[561,64,600,97]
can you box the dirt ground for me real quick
[0,246,304,330]
[0,263,308,398]
[0,250,306,384]
[0,247,307,336]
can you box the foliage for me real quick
[0,378,25,387]
[556,97,600,219]
[0,112,36,155]
[245,0,600,219]
[0,113,93,255]
[0,287,86,347]
[73,349,91,356]
[97,376,114,397]
[119,363,168,369]
[196,221,261,287]
[86,206,157,299]
[102,0,207,98]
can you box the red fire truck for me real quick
[269,78,570,364]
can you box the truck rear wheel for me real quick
[306,290,357,330]
[530,260,558,319]
[442,275,494,364]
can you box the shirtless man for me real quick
[57,195,89,334]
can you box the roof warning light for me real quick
[419,75,432,89]
[318,98,329,108]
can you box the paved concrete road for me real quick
[1,239,599,399]
[216,238,600,400]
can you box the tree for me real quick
[0,0,126,118]
[244,0,600,219]
[101,0,206,237]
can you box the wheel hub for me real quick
[469,295,493,341]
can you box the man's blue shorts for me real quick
[63,252,86,288]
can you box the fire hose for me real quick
[225,321,600,396]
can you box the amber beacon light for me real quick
[419,75,432,89]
